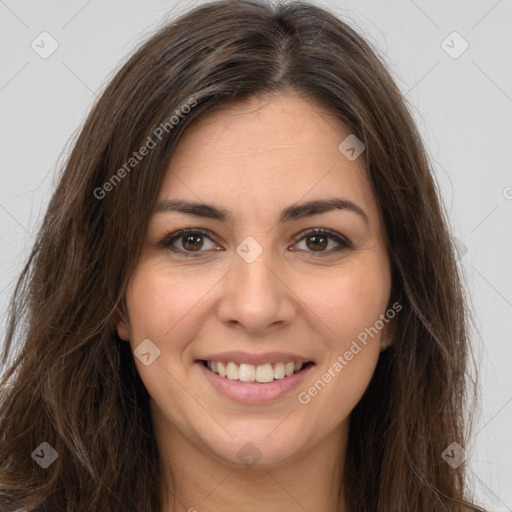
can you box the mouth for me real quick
[201,360,315,384]
[196,357,315,404]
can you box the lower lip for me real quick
[196,362,314,404]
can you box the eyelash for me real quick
[158,227,352,258]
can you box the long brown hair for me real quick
[0,1,482,510]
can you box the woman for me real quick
[0,0,483,510]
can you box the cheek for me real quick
[307,349,380,432]
[295,256,390,425]
[123,264,201,407]
[301,257,391,345]
[123,260,224,395]
[124,260,212,340]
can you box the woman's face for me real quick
[117,93,392,469]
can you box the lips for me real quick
[197,360,314,404]
[195,351,315,403]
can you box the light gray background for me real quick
[1,0,511,509]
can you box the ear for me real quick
[379,317,396,352]
[110,304,130,342]
[116,321,130,341]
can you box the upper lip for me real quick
[197,351,314,366]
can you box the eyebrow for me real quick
[154,197,369,225]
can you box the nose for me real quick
[217,244,298,333]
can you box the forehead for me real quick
[158,93,379,226]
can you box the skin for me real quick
[117,92,393,512]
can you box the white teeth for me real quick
[217,361,227,377]
[226,362,239,380]
[239,363,255,382]
[274,362,285,379]
[205,360,307,382]
[256,364,274,383]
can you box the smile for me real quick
[203,360,312,383]
[197,357,315,404]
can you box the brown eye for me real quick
[305,234,329,251]
[181,233,205,251]
[292,228,352,255]
[159,229,219,257]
